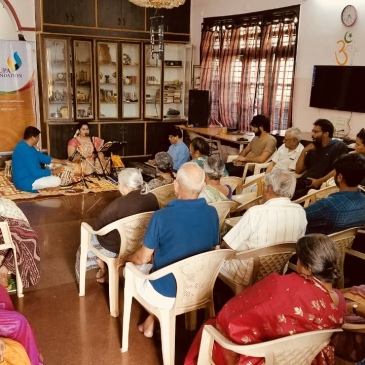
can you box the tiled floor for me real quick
[10,191,230,365]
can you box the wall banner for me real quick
[0,40,36,152]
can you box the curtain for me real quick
[200,7,299,131]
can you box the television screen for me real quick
[309,65,365,113]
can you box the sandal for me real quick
[96,268,107,283]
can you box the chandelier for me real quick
[128,0,186,9]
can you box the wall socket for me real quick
[330,116,350,137]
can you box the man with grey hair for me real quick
[220,168,307,286]
[120,162,219,338]
[266,127,304,173]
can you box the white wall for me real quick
[0,0,36,42]
[191,0,365,138]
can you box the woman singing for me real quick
[67,121,108,176]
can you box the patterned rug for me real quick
[0,171,118,201]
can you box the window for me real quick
[200,6,299,131]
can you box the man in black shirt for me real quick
[294,119,348,199]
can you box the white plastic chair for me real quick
[219,242,296,295]
[220,176,244,194]
[209,201,238,234]
[150,183,176,209]
[121,249,235,365]
[328,226,361,289]
[293,185,339,208]
[78,211,154,317]
[197,324,342,365]
[0,221,24,298]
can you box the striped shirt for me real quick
[221,197,307,286]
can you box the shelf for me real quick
[49,101,68,104]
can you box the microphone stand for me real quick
[90,136,108,179]
[69,150,93,189]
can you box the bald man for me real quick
[120,162,219,338]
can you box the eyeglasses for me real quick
[283,138,295,142]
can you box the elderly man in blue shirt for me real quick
[305,153,365,235]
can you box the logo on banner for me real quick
[7,52,22,72]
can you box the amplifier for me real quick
[164,60,182,67]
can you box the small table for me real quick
[178,125,254,151]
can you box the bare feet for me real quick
[0,266,9,289]
[95,259,107,283]
[95,268,107,283]
[138,315,155,338]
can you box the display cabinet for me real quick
[73,40,94,119]
[44,38,71,121]
[144,44,163,120]
[121,43,141,119]
[192,65,201,90]
[97,41,119,119]
[143,43,191,121]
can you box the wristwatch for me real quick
[352,302,359,315]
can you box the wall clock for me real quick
[341,5,357,27]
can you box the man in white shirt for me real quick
[220,168,307,286]
[266,127,304,173]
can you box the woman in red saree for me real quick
[185,234,346,365]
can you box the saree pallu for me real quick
[0,337,31,365]
[185,273,345,365]
[0,217,40,288]
[68,136,105,175]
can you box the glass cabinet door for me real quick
[44,38,71,120]
[163,43,186,120]
[193,65,201,90]
[121,42,141,119]
[97,41,119,119]
[144,44,162,120]
[73,40,94,120]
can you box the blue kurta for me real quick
[12,140,52,192]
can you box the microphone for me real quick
[68,149,78,162]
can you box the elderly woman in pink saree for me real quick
[185,234,345,365]
[0,285,43,365]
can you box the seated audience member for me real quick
[190,137,229,176]
[189,137,210,168]
[185,234,345,365]
[305,153,365,235]
[265,127,304,173]
[119,162,219,338]
[355,128,365,186]
[294,119,348,199]
[67,121,108,176]
[147,152,174,190]
[220,169,307,286]
[0,284,43,365]
[75,168,159,283]
[12,127,68,192]
[148,126,190,170]
[199,155,232,203]
[332,284,365,364]
[226,115,277,177]
[0,198,40,289]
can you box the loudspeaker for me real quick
[188,90,210,128]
